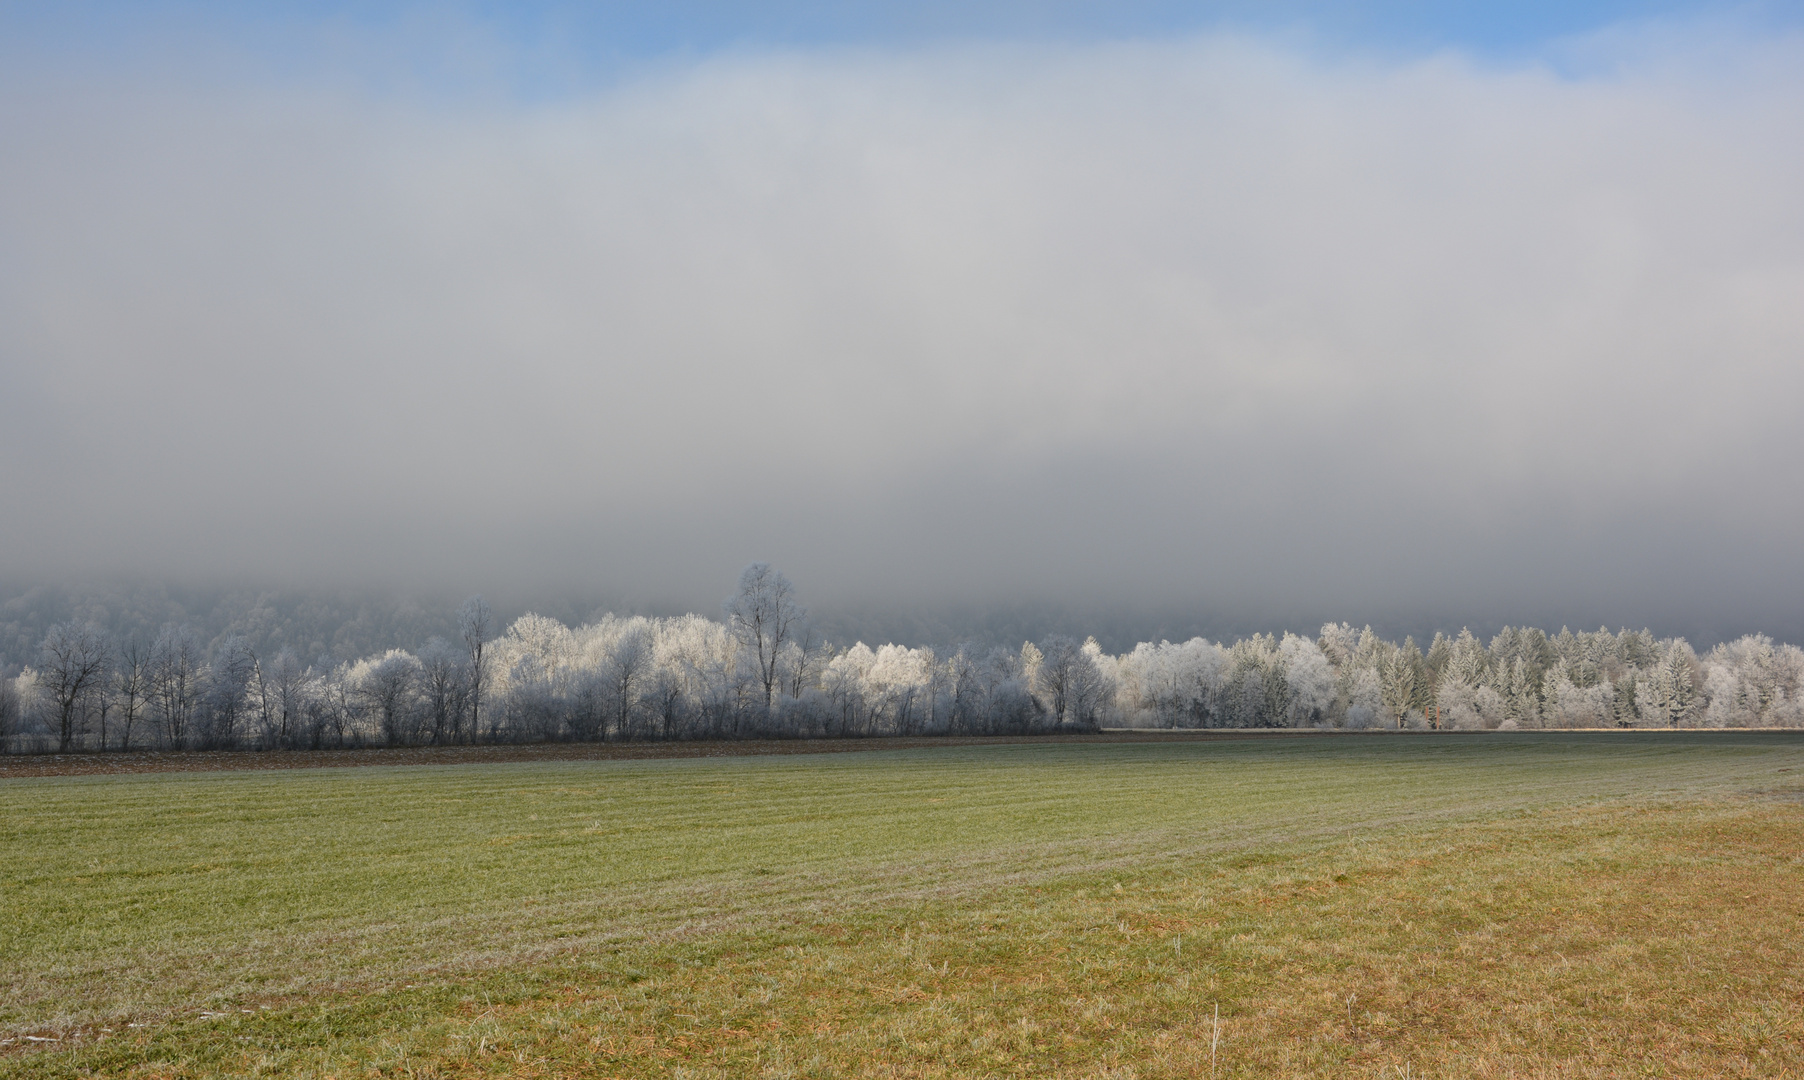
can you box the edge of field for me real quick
[5,727,1782,778]
[0,730,1328,777]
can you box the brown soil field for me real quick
[0,729,1315,778]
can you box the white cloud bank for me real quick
[2,23,1802,631]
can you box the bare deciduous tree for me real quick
[265,648,309,747]
[205,636,257,749]
[0,671,25,753]
[602,625,651,740]
[459,595,491,738]
[724,563,804,711]
[40,623,111,752]
[782,627,827,700]
[359,650,421,746]
[1033,635,1105,730]
[151,625,202,748]
[418,638,467,745]
[114,639,150,752]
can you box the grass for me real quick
[3,732,1803,1077]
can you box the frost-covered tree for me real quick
[1699,635,1802,728]
[1439,676,1508,730]
[260,648,310,748]
[1342,666,1384,729]
[77,559,1804,752]
[1445,629,1489,688]
[598,621,653,739]
[357,649,421,746]
[1501,657,1539,727]
[866,643,931,735]
[1431,629,1500,729]
[823,642,877,736]
[503,614,574,689]
[1423,632,1452,687]
[1280,634,1335,726]
[1207,635,1289,728]
[1638,642,1699,728]
[1540,659,1617,727]
[1381,643,1420,728]
[780,627,827,700]
[663,612,747,737]
[943,643,1036,734]
[501,653,559,741]
[1318,622,1359,669]
[1076,638,1116,728]
[1613,670,1640,726]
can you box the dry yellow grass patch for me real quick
[330,801,1804,1079]
[6,735,1801,1078]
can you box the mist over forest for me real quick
[6,565,1801,755]
[0,579,1176,671]
[5,19,1804,648]
[2,575,1791,680]
[5,13,1803,749]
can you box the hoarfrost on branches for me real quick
[6,569,1801,751]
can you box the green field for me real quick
[4,732,1804,1077]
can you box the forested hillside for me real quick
[4,566,1799,752]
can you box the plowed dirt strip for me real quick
[0,730,1313,777]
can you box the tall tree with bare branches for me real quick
[724,563,805,711]
[40,623,111,752]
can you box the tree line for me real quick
[3,564,1800,753]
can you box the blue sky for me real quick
[452,0,1788,55]
[255,0,1757,54]
[5,1,1800,93]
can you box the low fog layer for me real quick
[3,22,1802,639]
[10,568,1799,756]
